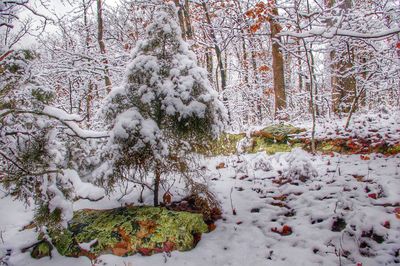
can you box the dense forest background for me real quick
[2,0,399,129]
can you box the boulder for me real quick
[49,206,209,258]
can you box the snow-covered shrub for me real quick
[282,148,318,182]
[97,3,225,205]
[252,154,273,172]
[0,50,105,228]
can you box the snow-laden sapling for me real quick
[98,4,225,206]
[0,50,105,230]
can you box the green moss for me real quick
[194,125,306,156]
[31,241,53,259]
[194,133,246,156]
[50,228,78,256]
[246,137,303,154]
[49,206,208,258]
[387,144,400,155]
[316,140,343,153]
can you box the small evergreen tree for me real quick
[0,50,105,228]
[99,3,226,206]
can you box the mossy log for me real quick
[196,124,400,156]
[195,124,306,156]
[49,206,208,258]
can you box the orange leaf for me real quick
[137,220,157,238]
[281,225,293,236]
[395,207,400,219]
[208,223,217,231]
[250,23,261,33]
[216,162,225,169]
[112,247,129,256]
[245,10,255,18]
[258,65,270,72]
[360,155,370,160]
[271,225,292,236]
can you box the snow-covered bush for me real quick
[97,3,225,205]
[0,50,105,228]
[282,148,318,182]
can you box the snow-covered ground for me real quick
[1,148,399,266]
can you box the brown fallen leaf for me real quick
[271,225,292,236]
[216,162,226,169]
[112,247,129,256]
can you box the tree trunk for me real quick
[326,0,356,113]
[201,1,230,123]
[173,0,193,40]
[96,0,112,93]
[173,0,187,40]
[153,167,161,206]
[205,30,213,79]
[183,0,193,39]
[201,1,226,92]
[83,0,92,122]
[269,3,286,115]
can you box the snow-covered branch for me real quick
[1,107,109,139]
[279,27,400,40]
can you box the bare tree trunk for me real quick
[201,1,230,123]
[154,167,161,206]
[201,1,226,92]
[204,30,213,79]
[326,0,356,114]
[303,40,316,154]
[173,0,187,40]
[96,0,112,93]
[83,0,92,122]
[173,0,193,40]
[269,3,286,115]
[183,0,193,39]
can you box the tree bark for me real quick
[83,0,92,122]
[153,167,161,206]
[326,0,357,113]
[201,1,226,92]
[269,3,286,115]
[173,0,193,40]
[96,0,112,93]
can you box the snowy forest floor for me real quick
[1,113,400,266]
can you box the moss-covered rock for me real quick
[194,125,306,156]
[246,138,303,154]
[251,124,306,144]
[49,206,208,258]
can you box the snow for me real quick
[296,110,400,146]
[78,239,98,252]
[42,106,109,139]
[1,149,399,266]
[47,182,74,226]
[63,169,105,201]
